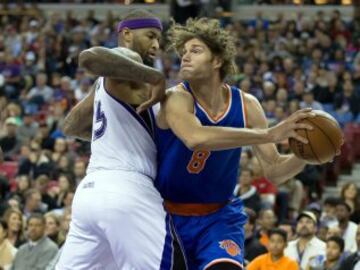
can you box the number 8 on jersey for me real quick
[187,150,211,174]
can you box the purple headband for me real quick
[117,18,163,32]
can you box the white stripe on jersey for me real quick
[87,77,156,179]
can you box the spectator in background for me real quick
[247,228,298,270]
[279,221,296,242]
[0,219,17,270]
[285,211,326,270]
[257,209,277,248]
[339,224,360,270]
[51,191,74,218]
[234,168,261,213]
[300,90,324,111]
[251,157,277,208]
[18,143,53,179]
[321,197,340,228]
[334,80,359,122]
[340,182,360,224]
[307,203,322,226]
[2,209,25,249]
[306,236,344,270]
[54,174,74,209]
[58,210,71,248]
[37,123,55,151]
[16,113,38,144]
[26,72,54,109]
[0,117,21,161]
[35,175,56,211]
[44,213,63,247]
[262,81,276,101]
[244,208,267,264]
[10,175,31,206]
[11,213,58,270]
[333,200,357,253]
[326,226,342,239]
[73,160,86,185]
[277,176,304,221]
[23,189,44,218]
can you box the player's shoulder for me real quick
[165,83,193,103]
[166,83,192,96]
[239,90,260,107]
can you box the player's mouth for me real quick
[181,64,192,69]
[147,52,156,59]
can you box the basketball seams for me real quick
[305,118,337,154]
[314,115,341,130]
[303,126,321,164]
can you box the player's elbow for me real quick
[78,49,97,70]
[183,133,208,151]
[62,118,74,137]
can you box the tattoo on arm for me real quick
[79,47,163,84]
[62,86,95,142]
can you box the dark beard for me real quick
[143,56,154,67]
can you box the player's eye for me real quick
[191,48,201,54]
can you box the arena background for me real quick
[0,0,360,269]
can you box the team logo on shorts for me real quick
[219,240,241,257]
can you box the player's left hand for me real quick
[136,76,166,113]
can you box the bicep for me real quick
[62,84,95,138]
[164,91,201,144]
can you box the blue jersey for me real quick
[154,82,247,203]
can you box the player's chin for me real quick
[179,70,194,80]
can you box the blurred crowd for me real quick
[0,3,360,270]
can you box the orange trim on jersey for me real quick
[240,90,248,128]
[164,201,228,216]
[204,258,244,270]
[182,83,232,123]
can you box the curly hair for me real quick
[167,17,237,80]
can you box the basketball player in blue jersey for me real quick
[154,18,329,270]
[57,10,185,270]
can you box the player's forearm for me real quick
[79,47,163,84]
[187,126,273,151]
[62,90,94,142]
[265,154,306,185]
[63,109,92,141]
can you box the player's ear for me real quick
[121,28,134,44]
[212,55,223,70]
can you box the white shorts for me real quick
[56,170,185,270]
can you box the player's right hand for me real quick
[268,108,316,144]
[136,77,166,113]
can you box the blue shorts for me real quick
[170,198,247,270]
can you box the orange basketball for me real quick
[289,110,343,164]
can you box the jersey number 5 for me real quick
[187,150,210,174]
[93,101,107,141]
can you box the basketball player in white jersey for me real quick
[56,10,185,270]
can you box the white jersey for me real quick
[87,77,156,179]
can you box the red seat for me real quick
[339,142,354,173]
[344,123,360,160]
[0,162,19,181]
